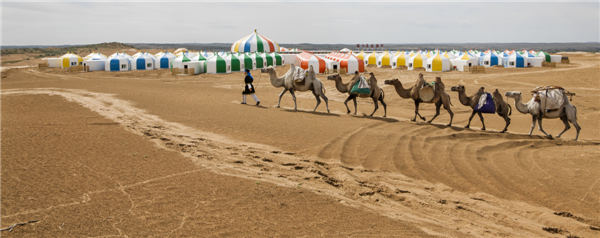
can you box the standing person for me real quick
[242,69,260,106]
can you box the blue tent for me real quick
[136,58,146,70]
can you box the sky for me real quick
[1,0,599,46]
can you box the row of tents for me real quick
[46,50,286,74]
[354,49,563,72]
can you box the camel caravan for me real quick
[259,65,582,141]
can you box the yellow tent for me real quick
[409,54,424,70]
[377,51,392,67]
[60,53,83,68]
[356,51,366,61]
[393,52,407,69]
[366,52,377,66]
[426,54,451,72]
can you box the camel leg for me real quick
[413,100,426,122]
[444,99,454,127]
[537,117,552,139]
[500,114,511,133]
[353,97,358,115]
[312,90,321,112]
[465,111,476,129]
[289,89,297,111]
[428,102,441,124]
[369,96,379,117]
[556,114,571,139]
[477,112,485,130]
[277,88,288,108]
[529,116,537,136]
[321,93,330,113]
[379,96,387,117]
[344,95,353,114]
[566,105,581,141]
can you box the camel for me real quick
[450,85,512,132]
[261,64,329,113]
[505,88,580,140]
[383,73,453,126]
[326,72,386,117]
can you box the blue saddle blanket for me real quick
[475,93,496,113]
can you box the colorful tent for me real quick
[60,53,83,68]
[376,51,392,67]
[296,51,326,74]
[251,52,266,69]
[240,53,256,70]
[426,54,451,72]
[172,53,192,69]
[206,55,231,74]
[270,52,284,66]
[174,48,188,55]
[228,54,242,72]
[503,53,525,68]
[537,51,551,62]
[133,52,157,70]
[231,29,279,53]
[355,51,366,61]
[261,53,274,67]
[155,52,176,69]
[480,52,500,67]
[105,53,132,71]
[83,52,107,71]
[450,53,478,71]
[525,52,543,67]
[391,52,408,69]
[408,53,425,70]
[365,52,377,66]
[325,52,364,74]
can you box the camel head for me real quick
[477,86,485,94]
[326,73,341,81]
[260,66,274,73]
[450,85,465,92]
[435,76,442,83]
[493,89,502,97]
[418,73,424,80]
[384,79,400,85]
[505,91,522,98]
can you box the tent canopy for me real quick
[231,29,279,53]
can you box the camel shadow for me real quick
[352,114,399,123]
[282,108,340,117]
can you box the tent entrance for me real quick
[110,60,120,71]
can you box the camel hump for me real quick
[532,85,564,93]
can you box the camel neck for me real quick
[392,81,412,98]
[513,95,530,113]
[268,70,284,87]
[457,90,471,106]
[334,77,349,93]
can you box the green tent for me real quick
[271,52,283,66]
[252,53,265,69]
[230,54,241,72]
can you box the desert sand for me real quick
[1,51,599,237]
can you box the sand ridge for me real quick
[2,88,598,237]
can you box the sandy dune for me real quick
[2,52,599,237]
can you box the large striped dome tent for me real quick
[60,53,83,68]
[231,29,279,53]
[155,52,176,69]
